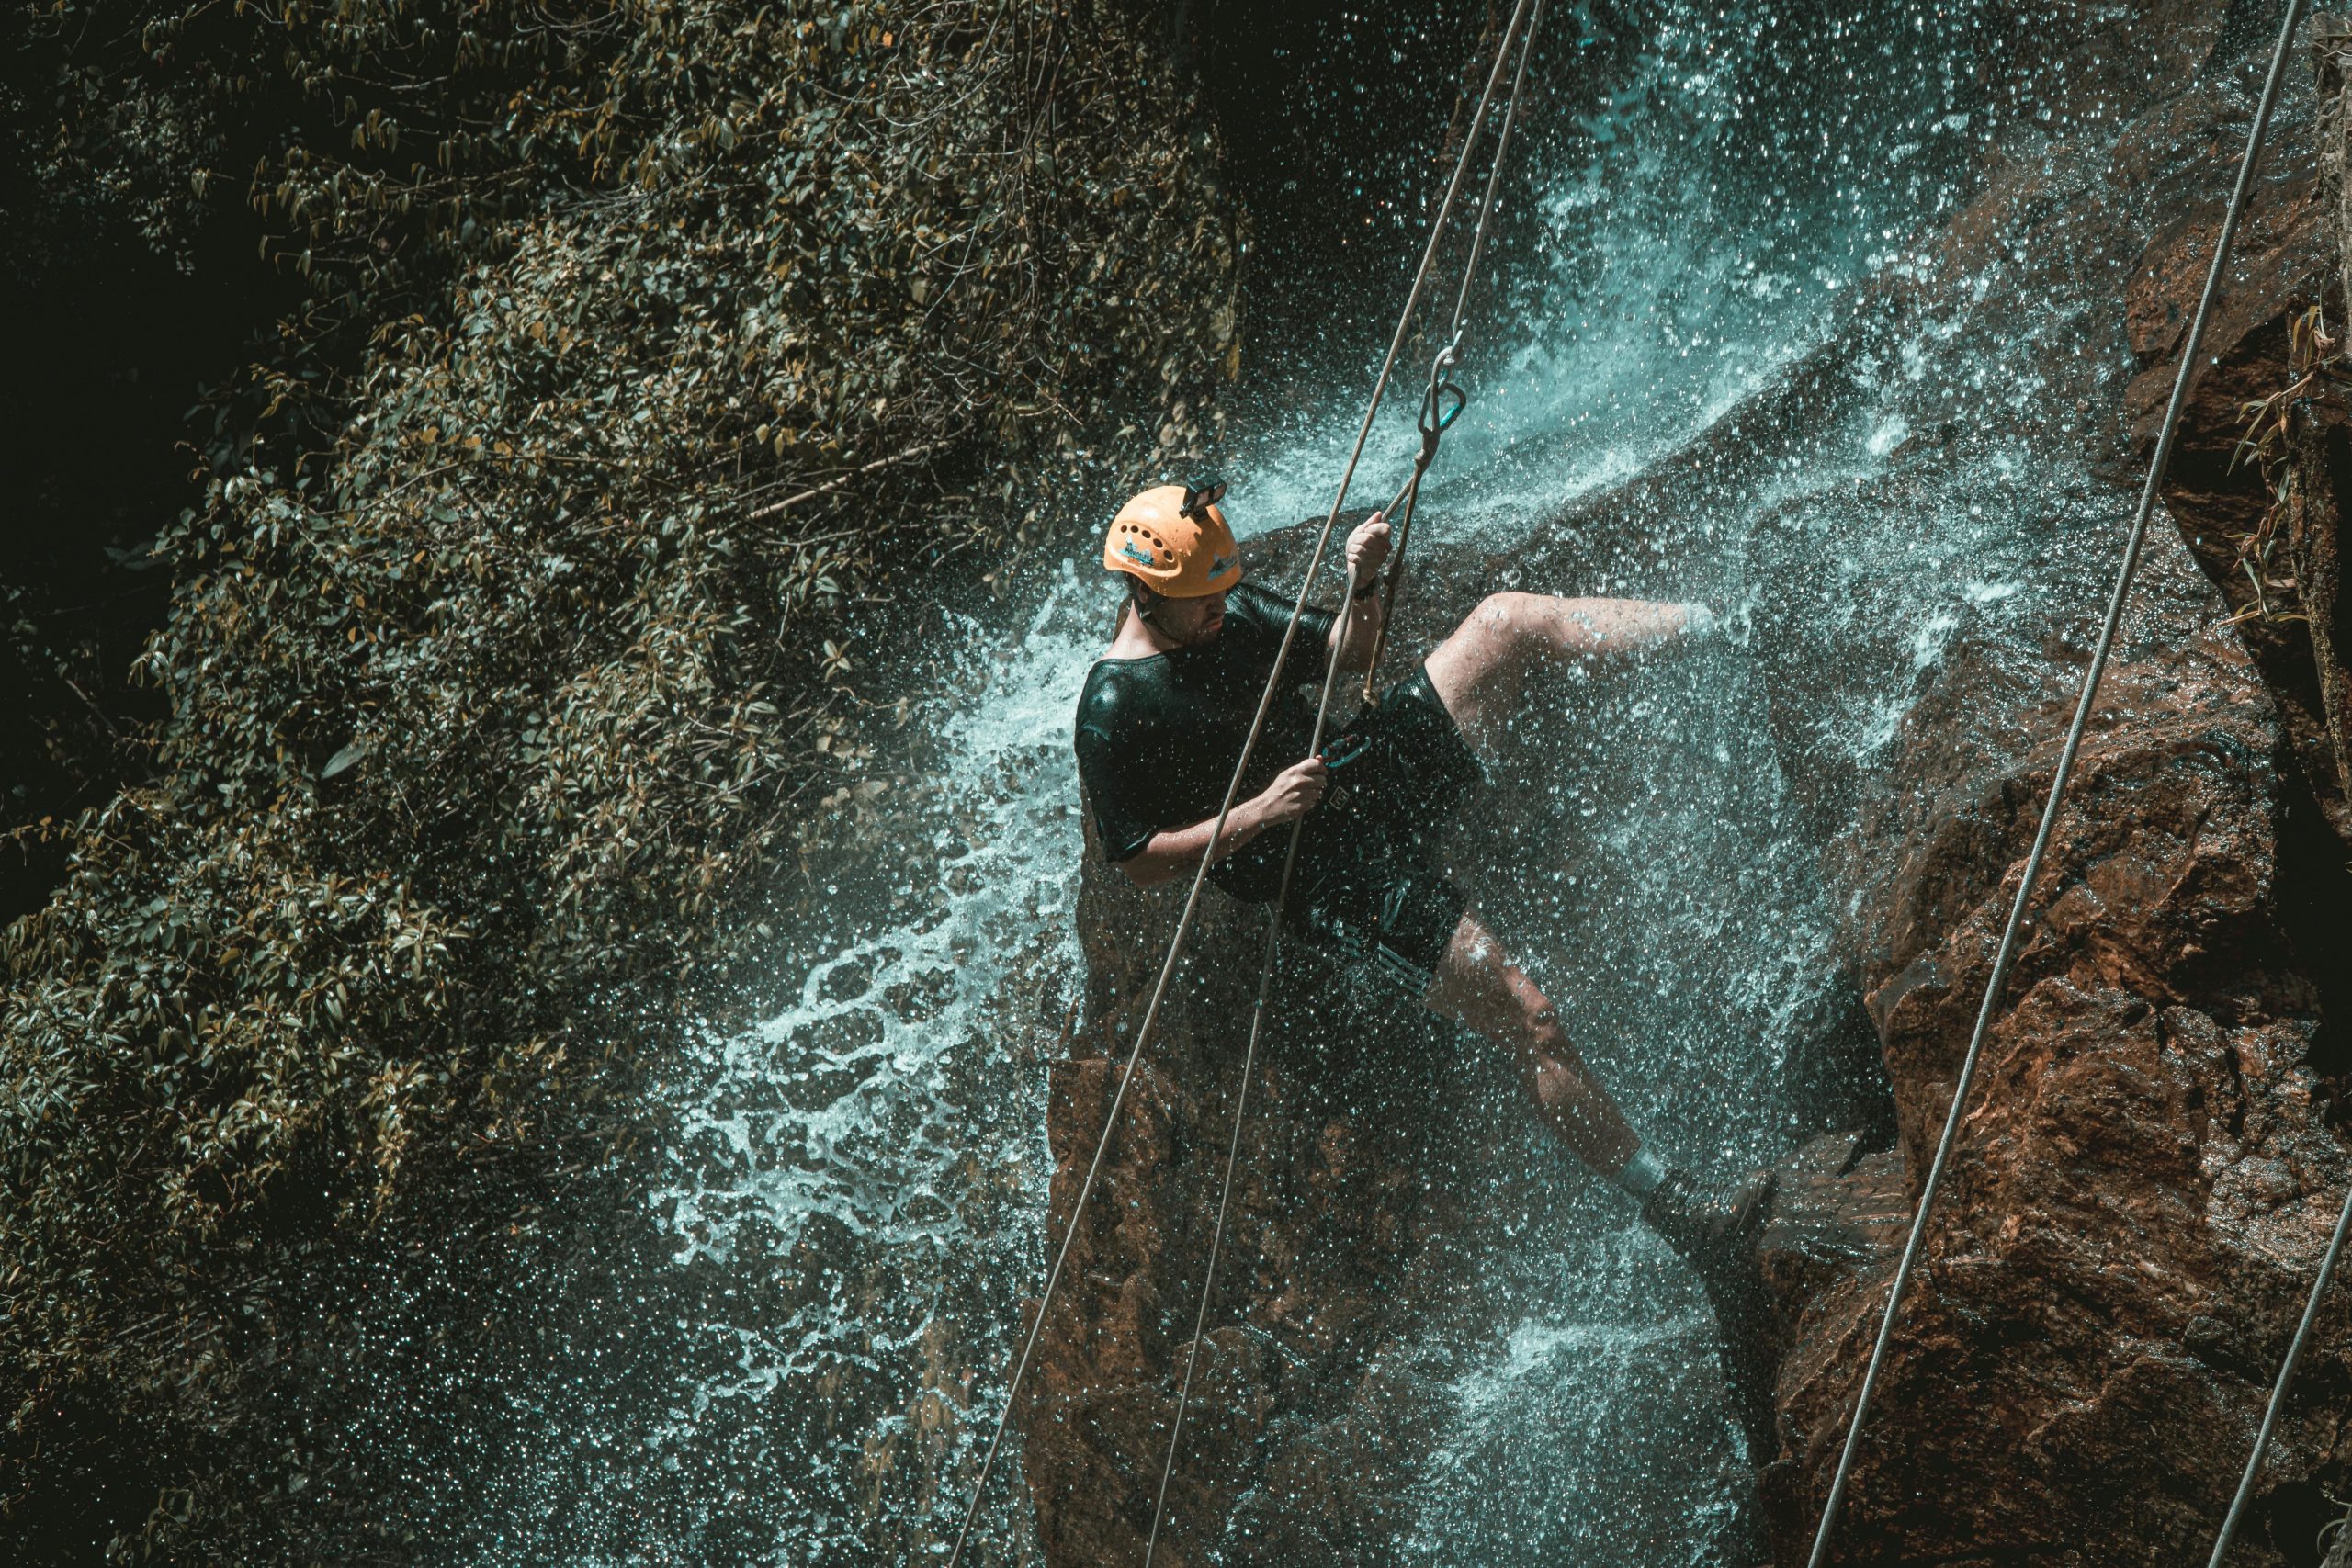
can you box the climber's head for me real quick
[1105,482,1239,646]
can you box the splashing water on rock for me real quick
[398,2,2346,1562]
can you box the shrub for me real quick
[1,0,1243,1554]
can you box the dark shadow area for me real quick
[2262,1472,2352,1568]
[0,1386,161,1568]
[0,89,294,922]
[1186,0,1488,380]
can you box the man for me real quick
[1072,481,1771,1284]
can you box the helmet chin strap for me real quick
[1128,581,1220,648]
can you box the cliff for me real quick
[1015,5,2352,1563]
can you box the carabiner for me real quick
[1424,379,1467,436]
[1319,728,1374,773]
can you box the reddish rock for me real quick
[1751,18,2352,1559]
[2128,135,2352,849]
[1013,6,2352,1564]
[1016,735,1487,1566]
[1760,576,2352,1564]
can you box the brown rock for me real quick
[1016,727,1489,1565]
[1762,546,2352,1564]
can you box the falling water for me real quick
[383,1,2284,1562]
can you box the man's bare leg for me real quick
[1426,907,1773,1283]
[1422,592,1705,752]
[1412,594,1706,1184]
[1424,909,1639,1177]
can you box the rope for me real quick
[1362,0,1547,699]
[1359,346,1469,702]
[940,5,1538,1560]
[2201,1179,2352,1566]
[1141,8,1546,1553]
[1141,560,1363,1566]
[1802,4,2307,1562]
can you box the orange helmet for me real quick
[1102,482,1241,597]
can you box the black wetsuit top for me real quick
[1073,581,1338,903]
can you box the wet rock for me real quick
[1015,7,2352,1565]
[2128,90,2352,849]
[1741,18,2352,1559]
[1758,529,2352,1564]
[1016,746,1489,1566]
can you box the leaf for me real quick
[320,741,369,780]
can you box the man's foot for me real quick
[1643,1165,1780,1459]
[1639,1165,1774,1280]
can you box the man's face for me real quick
[1157,587,1227,648]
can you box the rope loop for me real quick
[1359,344,1469,700]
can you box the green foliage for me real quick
[3,0,1243,1553]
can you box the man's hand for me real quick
[1250,756,1328,827]
[1122,756,1329,887]
[1345,513,1392,586]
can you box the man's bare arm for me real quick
[1324,513,1393,675]
[1330,581,1384,672]
[1116,757,1329,888]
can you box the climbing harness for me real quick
[1803,3,2311,1562]
[941,5,1545,1562]
[1318,725,1376,774]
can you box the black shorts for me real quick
[1283,663,1483,991]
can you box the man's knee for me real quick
[1504,973,1566,1043]
[1475,591,1539,633]
[1435,593,1538,685]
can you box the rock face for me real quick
[1747,13,2352,1565]
[1759,547,2352,1563]
[1015,5,2352,1564]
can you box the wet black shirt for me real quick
[1073,580,1339,902]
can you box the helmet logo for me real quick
[1118,539,1157,567]
[1210,553,1236,577]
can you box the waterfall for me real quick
[409,0,2236,1560]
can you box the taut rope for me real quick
[1144,9,1548,1556]
[2200,1178,2352,1566]
[943,5,1544,1560]
[1803,3,2308,1561]
[1359,0,1547,699]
